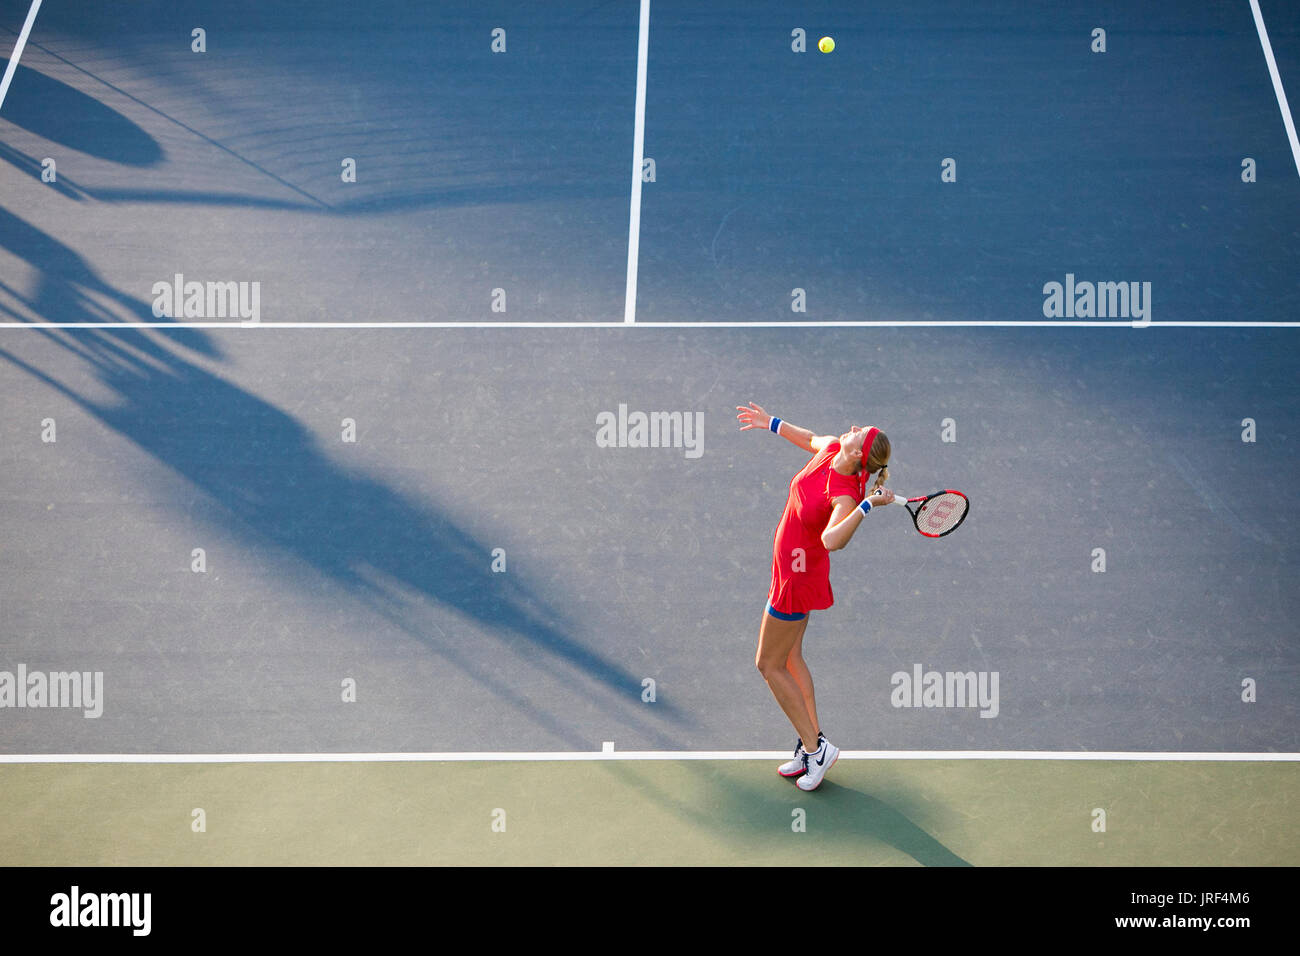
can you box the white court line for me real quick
[2,321,1299,329]
[623,0,651,324]
[1250,0,1300,179]
[0,0,42,113]
[1,750,1296,764]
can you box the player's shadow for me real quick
[810,781,972,866]
[0,209,687,747]
[0,207,218,357]
[600,760,971,866]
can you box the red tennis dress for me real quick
[767,441,872,615]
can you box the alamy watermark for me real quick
[152,273,260,325]
[0,664,103,718]
[595,404,704,459]
[1042,273,1151,325]
[891,663,999,718]
[50,886,150,936]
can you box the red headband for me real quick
[862,427,880,462]
[858,427,881,497]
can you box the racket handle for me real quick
[865,493,906,507]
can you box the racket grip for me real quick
[866,494,905,507]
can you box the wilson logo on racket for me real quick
[887,490,969,538]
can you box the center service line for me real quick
[1,750,1296,764]
[624,0,651,324]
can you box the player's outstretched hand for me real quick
[870,488,897,506]
[736,402,772,431]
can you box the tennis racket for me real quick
[884,490,970,538]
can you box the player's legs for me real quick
[756,609,819,751]
[784,615,819,736]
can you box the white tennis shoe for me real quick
[795,738,840,791]
[778,733,824,777]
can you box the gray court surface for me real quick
[1,1,1297,755]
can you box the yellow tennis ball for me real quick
[818,36,835,54]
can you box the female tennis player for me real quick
[737,401,894,791]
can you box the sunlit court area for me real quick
[1,0,1298,870]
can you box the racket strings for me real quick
[916,493,967,535]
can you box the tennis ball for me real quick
[818,36,835,54]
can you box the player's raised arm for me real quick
[736,402,832,454]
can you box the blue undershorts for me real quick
[765,602,808,622]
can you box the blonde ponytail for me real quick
[864,431,891,496]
